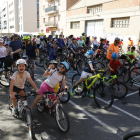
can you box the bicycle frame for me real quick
[102,75,117,84]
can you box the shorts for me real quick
[58,48,63,53]
[37,44,40,49]
[49,55,56,60]
[13,53,20,61]
[39,82,56,99]
[13,86,25,94]
[81,71,92,78]
[27,57,36,65]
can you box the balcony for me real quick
[45,0,53,2]
[45,6,57,15]
[45,21,57,28]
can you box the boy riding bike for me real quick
[70,49,99,98]
[31,62,69,111]
[10,59,39,117]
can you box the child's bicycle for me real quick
[9,91,36,139]
[33,89,70,133]
[123,131,140,140]
[72,70,114,109]
[102,71,128,99]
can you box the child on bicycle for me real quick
[10,59,39,117]
[71,49,99,98]
[108,53,121,80]
[31,62,69,111]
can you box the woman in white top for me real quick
[0,38,7,69]
[36,35,40,49]
[31,62,69,110]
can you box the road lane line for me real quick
[69,100,118,134]
[96,97,140,121]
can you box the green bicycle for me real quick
[72,70,114,109]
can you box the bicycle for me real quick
[33,89,70,133]
[9,92,35,139]
[123,131,140,140]
[72,70,114,109]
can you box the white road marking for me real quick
[96,97,140,121]
[69,100,118,134]
[107,91,139,102]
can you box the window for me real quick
[111,17,130,28]
[43,18,45,23]
[10,25,14,29]
[21,24,22,30]
[9,10,14,14]
[88,5,102,14]
[71,22,80,29]
[59,0,61,6]
[58,15,61,21]
[37,21,39,28]
[21,16,22,22]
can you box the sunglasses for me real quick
[59,65,65,69]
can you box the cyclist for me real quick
[11,36,39,70]
[78,36,85,47]
[49,39,57,61]
[10,59,39,117]
[30,62,69,111]
[36,35,40,49]
[70,50,99,98]
[93,36,98,48]
[99,38,106,50]
[108,53,121,77]
[103,41,109,51]
[127,37,133,51]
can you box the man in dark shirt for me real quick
[56,34,65,53]
[99,38,105,50]
[9,34,22,68]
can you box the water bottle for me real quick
[18,99,22,111]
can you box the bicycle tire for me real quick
[26,111,34,139]
[43,56,49,70]
[72,73,84,95]
[0,69,13,87]
[58,91,70,103]
[123,131,140,140]
[111,82,128,99]
[94,84,114,109]
[9,96,13,111]
[122,68,130,83]
[36,101,45,113]
[25,67,34,87]
[55,104,70,133]
[130,67,140,81]
[76,59,88,74]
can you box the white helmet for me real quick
[16,59,27,66]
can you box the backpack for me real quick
[5,55,13,67]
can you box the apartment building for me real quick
[0,0,39,36]
[66,0,140,47]
[39,0,67,37]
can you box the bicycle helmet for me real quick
[4,43,8,46]
[85,50,94,58]
[115,37,120,42]
[111,53,118,59]
[50,60,57,64]
[60,62,70,71]
[23,36,30,41]
[40,37,43,40]
[16,59,27,66]
[129,55,134,59]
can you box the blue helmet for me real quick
[85,50,94,58]
[111,53,118,59]
[60,62,70,70]
[40,37,43,39]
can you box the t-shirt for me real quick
[9,40,22,53]
[70,43,76,53]
[45,71,65,88]
[109,60,121,73]
[84,59,96,73]
[36,38,40,44]
[44,38,47,44]
[127,51,136,63]
[82,36,86,42]
[128,40,133,46]
[78,40,84,47]
[107,43,119,60]
[0,46,6,58]
[33,38,36,43]
[56,39,65,49]
[21,43,37,58]
[11,71,30,89]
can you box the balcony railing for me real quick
[45,6,57,14]
[45,21,57,27]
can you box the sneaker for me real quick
[87,93,94,98]
[13,108,19,117]
[70,89,74,96]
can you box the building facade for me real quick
[0,0,39,36]
[39,0,67,37]
[66,0,140,48]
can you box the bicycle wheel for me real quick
[76,60,88,74]
[111,82,128,99]
[58,91,70,103]
[130,67,140,81]
[123,68,130,83]
[26,111,34,139]
[96,62,105,70]
[72,73,84,95]
[35,52,44,67]
[55,104,70,133]
[9,96,13,111]
[25,67,34,87]
[123,131,140,140]
[36,100,45,113]
[94,84,114,109]
[0,69,13,87]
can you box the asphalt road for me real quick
[0,66,140,140]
